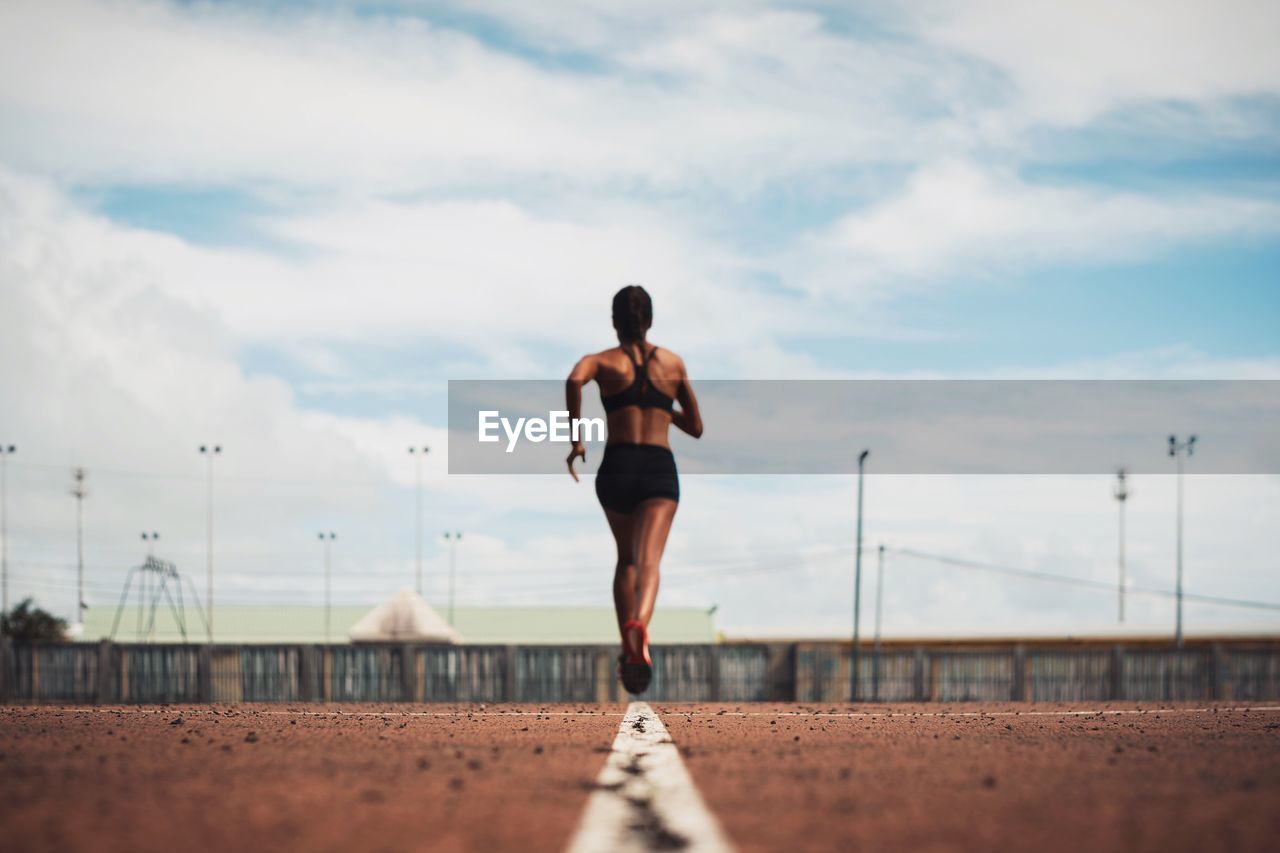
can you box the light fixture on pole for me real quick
[1113,469,1130,623]
[198,444,221,643]
[408,447,429,595]
[0,444,14,615]
[444,531,462,626]
[318,532,336,644]
[851,448,869,703]
[1168,435,1196,647]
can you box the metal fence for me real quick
[2,639,1277,704]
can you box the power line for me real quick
[6,460,391,489]
[888,547,1280,613]
[4,548,856,602]
[9,543,1279,615]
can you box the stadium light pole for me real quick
[444,531,462,626]
[1169,435,1196,647]
[851,449,869,703]
[1,444,14,615]
[319,532,336,644]
[199,444,221,644]
[1113,469,1130,623]
[409,447,429,595]
[873,543,885,702]
[70,469,88,625]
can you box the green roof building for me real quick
[78,601,717,645]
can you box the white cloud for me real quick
[0,0,963,191]
[796,158,1280,292]
[0,167,824,379]
[915,0,1280,126]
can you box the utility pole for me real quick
[1113,469,1129,623]
[851,449,868,703]
[319,532,336,644]
[141,532,160,558]
[409,447,429,595]
[71,468,88,625]
[1,444,14,614]
[444,531,462,626]
[199,444,221,643]
[1168,435,1196,647]
[873,543,885,702]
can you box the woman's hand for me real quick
[566,441,586,482]
[565,356,596,482]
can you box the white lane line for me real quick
[566,701,734,853]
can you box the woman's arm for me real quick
[565,354,598,481]
[672,357,703,439]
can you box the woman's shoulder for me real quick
[583,343,684,371]
[648,344,685,372]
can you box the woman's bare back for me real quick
[593,343,682,447]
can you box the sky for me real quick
[0,0,1278,639]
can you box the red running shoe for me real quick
[619,618,652,695]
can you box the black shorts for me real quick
[595,444,680,514]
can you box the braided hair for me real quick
[611,284,652,341]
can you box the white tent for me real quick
[348,588,462,644]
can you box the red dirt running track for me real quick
[1,702,1277,852]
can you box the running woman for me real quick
[565,285,703,694]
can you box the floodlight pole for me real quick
[71,469,88,624]
[319,532,336,644]
[0,444,14,615]
[873,543,885,702]
[1113,469,1129,623]
[1169,435,1196,647]
[199,445,221,643]
[444,531,461,626]
[851,449,868,703]
[409,447,429,595]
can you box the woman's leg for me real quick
[631,498,678,627]
[604,508,636,635]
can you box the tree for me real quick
[1,598,68,641]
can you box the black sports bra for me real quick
[601,345,675,414]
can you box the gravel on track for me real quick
[0,703,624,853]
[659,702,1280,853]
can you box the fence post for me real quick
[912,646,926,702]
[1110,645,1125,701]
[0,635,11,702]
[198,644,214,703]
[1211,643,1227,702]
[95,639,113,704]
[297,645,312,701]
[401,644,418,702]
[1012,645,1027,701]
[601,648,616,701]
[709,645,721,702]
[765,643,796,701]
[504,645,517,702]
